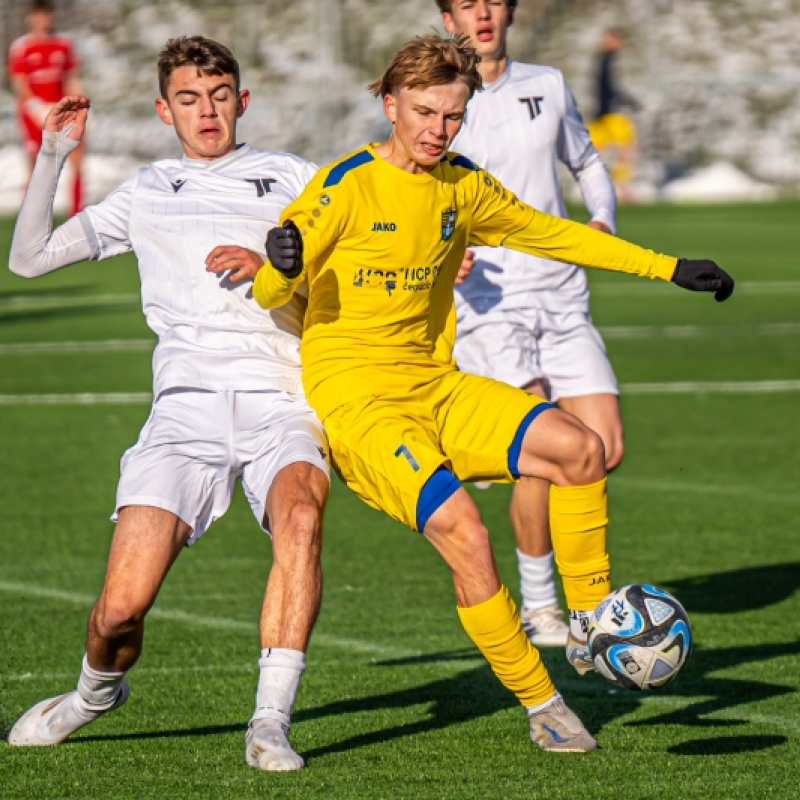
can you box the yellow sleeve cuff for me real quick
[252,261,304,309]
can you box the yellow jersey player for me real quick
[253,34,733,753]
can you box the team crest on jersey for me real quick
[441,208,457,241]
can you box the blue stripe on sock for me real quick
[507,402,556,478]
[416,466,462,532]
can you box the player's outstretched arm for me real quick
[9,96,95,279]
[253,220,306,309]
[501,213,734,301]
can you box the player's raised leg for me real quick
[8,506,191,746]
[422,485,597,752]
[246,460,328,772]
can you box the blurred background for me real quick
[2,0,800,211]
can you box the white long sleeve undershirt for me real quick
[9,128,95,279]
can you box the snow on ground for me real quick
[661,161,779,203]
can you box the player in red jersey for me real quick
[8,0,84,216]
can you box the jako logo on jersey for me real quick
[371,222,397,232]
[441,208,456,241]
[519,96,544,120]
[171,179,186,193]
[245,178,277,197]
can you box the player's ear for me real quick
[237,88,250,118]
[507,3,516,26]
[442,12,456,35]
[383,93,397,124]
[155,97,174,126]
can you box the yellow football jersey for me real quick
[253,144,676,418]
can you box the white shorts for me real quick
[453,309,618,402]
[114,389,329,545]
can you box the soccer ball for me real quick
[587,584,692,690]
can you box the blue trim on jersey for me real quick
[416,466,462,532]
[507,402,556,478]
[449,154,477,171]
[323,150,375,188]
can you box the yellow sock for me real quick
[550,478,611,611]
[457,585,555,707]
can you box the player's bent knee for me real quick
[91,596,149,640]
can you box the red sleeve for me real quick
[8,39,27,76]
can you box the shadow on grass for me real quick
[664,561,800,614]
[26,563,800,758]
[668,735,787,755]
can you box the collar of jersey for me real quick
[483,60,514,93]
[181,142,251,172]
[366,142,443,182]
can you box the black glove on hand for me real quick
[266,219,303,278]
[671,258,734,302]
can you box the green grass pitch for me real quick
[1,203,799,798]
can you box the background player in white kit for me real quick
[7,36,328,772]
[438,0,621,648]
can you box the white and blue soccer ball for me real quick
[587,584,692,691]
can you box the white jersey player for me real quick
[440,0,622,648]
[7,36,327,772]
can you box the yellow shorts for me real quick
[588,113,637,150]
[321,369,553,531]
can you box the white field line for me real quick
[1,320,800,358]
[3,379,800,407]
[599,321,800,340]
[590,280,800,296]
[611,476,800,506]
[0,580,408,658]
[0,339,153,355]
[0,279,796,313]
[620,380,800,395]
[0,293,140,312]
[0,392,152,405]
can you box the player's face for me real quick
[155,67,250,161]
[383,82,470,172]
[443,0,514,62]
[27,9,54,38]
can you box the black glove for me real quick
[671,258,734,302]
[266,219,303,278]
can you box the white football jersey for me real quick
[80,145,315,398]
[451,61,616,323]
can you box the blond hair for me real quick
[368,34,482,98]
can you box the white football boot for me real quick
[520,604,569,647]
[245,718,304,771]
[7,681,129,746]
[528,696,598,752]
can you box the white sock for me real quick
[517,549,558,611]
[75,654,126,716]
[252,648,306,729]
[569,610,592,641]
[526,691,561,715]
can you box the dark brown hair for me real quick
[157,36,240,98]
[368,34,482,98]
[434,0,517,13]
